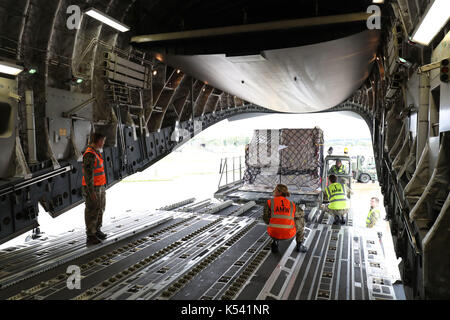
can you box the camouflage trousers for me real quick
[327,208,348,219]
[294,211,305,243]
[82,185,106,237]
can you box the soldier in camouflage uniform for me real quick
[82,133,107,245]
[366,197,381,228]
[263,184,308,253]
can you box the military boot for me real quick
[86,235,102,246]
[271,240,279,253]
[296,242,308,253]
[96,230,107,240]
[333,216,340,225]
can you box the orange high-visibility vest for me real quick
[82,146,106,187]
[267,197,296,240]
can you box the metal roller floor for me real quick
[0,199,399,300]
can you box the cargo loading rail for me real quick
[215,180,321,205]
[0,198,400,300]
[0,211,175,289]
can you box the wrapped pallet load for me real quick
[243,128,324,194]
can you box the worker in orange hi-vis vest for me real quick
[263,184,308,253]
[82,132,107,246]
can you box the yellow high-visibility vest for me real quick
[330,164,346,174]
[366,208,380,228]
[325,183,349,210]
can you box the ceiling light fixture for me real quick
[0,60,24,76]
[411,0,450,46]
[397,57,413,68]
[85,8,130,32]
[69,76,84,85]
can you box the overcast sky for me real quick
[196,111,372,142]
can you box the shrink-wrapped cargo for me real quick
[242,128,324,194]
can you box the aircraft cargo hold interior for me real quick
[0,0,449,307]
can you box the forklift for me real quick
[321,147,352,199]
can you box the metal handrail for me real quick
[218,156,244,188]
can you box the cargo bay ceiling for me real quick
[0,0,380,114]
[132,0,380,113]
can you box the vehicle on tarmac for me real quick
[352,155,378,183]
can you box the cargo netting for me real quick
[241,128,324,194]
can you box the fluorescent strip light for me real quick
[372,0,385,3]
[411,0,450,46]
[85,8,130,32]
[0,61,24,76]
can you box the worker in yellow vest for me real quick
[324,174,349,225]
[82,132,107,245]
[263,184,308,253]
[366,197,381,228]
[329,159,346,175]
